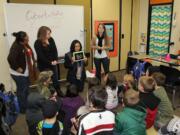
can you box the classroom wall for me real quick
[137,0,149,53]
[10,0,53,4]
[170,0,180,54]
[92,0,120,71]
[131,0,140,52]
[120,0,132,69]
[0,0,12,90]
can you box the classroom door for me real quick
[147,4,173,56]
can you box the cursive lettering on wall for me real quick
[25,9,63,22]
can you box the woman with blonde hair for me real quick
[34,26,59,90]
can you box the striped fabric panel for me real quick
[149,5,172,57]
[85,123,115,135]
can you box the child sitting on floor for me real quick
[151,72,174,129]
[78,85,115,135]
[105,73,118,110]
[114,89,146,135]
[138,76,160,129]
[61,84,84,135]
[86,77,100,106]
[123,74,136,91]
[37,100,63,135]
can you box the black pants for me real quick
[94,57,110,81]
[51,66,60,90]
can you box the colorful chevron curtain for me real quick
[149,4,172,57]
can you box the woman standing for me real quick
[64,40,87,92]
[7,31,36,113]
[91,23,110,81]
[34,26,60,90]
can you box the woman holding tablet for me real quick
[64,40,87,92]
[34,26,60,90]
[91,23,110,81]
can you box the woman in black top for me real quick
[64,40,87,92]
[91,23,110,82]
[34,26,60,90]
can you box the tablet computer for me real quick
[73,51,85,62]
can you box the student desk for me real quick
[128,54,180,71]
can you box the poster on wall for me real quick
[148,4,172,56]
[94,21,118,57]
[140,33,147,53]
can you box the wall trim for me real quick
[119,0,122,70]
[130,0,133,51]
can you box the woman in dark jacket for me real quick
[7,31,36,113]
[34,26,60,90]
[64,40,87,92]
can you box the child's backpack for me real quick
[0,117,11,135]
[0,91,20,126]
[132,61,147,81]
[37,120,63,135]
[0,96,11,135]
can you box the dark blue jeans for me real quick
[94,57,110,81]
[11,75,29,113]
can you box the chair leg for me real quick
[172,88,176,109]
[172,87,180,109]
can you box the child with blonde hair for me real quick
[123,74,136,90]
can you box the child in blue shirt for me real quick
[37,100,63,135]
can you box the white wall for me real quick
[137,0,149,53]
[0,0,13,91]
[170,0,180,54]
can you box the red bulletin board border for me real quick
[150,0,172,5]
[94,20,118,57]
